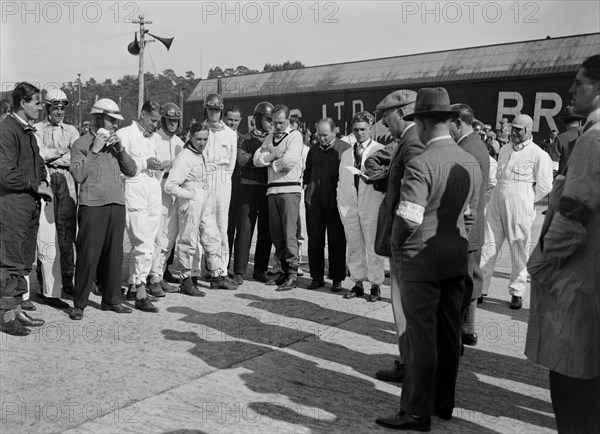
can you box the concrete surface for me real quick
[0,206,554,433]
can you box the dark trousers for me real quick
[549,371,600,433]
[50,169,77,283]
[227,171,241,259]
[73,204,126,309]
[306,198,346,281]
[400,275,466,416]
[0,194,40,309]
[461,248,482,327]
[268,193,300,274]
[233,184,272,274]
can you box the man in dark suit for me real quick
[303,118,350,291]
[450,103,490,348]
[557,105,584,174]
[376,88,482,432]
[364,89,425,382]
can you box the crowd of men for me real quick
[0,54,598,432]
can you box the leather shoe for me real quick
[375,360,404,383]
[368,285,381,302]
[16,311,45,327]
[210,276,238,290]
[276,275,298,291]
[252,271,269,283]
[306,279,325,290]
[510,295,522,310]
[179,277,206,297]
[462,332,478,346]
[343,284,364,299]
[331,280,343,292]
[70,308,83,321]
[135,297,159,313]
[435,406,453,421]
[477,295,484,304]
[101,303,132,314]
[233,274,244,285]
[21,300,36,311]
[146,281,166,297]
[126,285,159,302]
[266,273,287,286]
[1,319,31,336]
[375,411,431,432]
[160,280,179,293]
[38,294,70,309]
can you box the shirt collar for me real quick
[456,131,474,145]
[426,135,452,147]
[584,108,600,130]
[356,138,372,149]
[12,112,29,126]
[400,122,415,139]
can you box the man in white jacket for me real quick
[480,114,553,309]
[253,105,305,291]
[337,111,386,301]
[116,100,163,313]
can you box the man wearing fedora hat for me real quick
[557,105,584,173]
[376,87,482,431]
[479,113,553,310]
[364,89,425,382]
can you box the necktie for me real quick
[354,144,363,191]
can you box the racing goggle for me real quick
[166,108,182,117]
[47,100,70,108]
[205,100,223,109]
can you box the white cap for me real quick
[45,88,68,103]
[90,98,124,120]
[511,114,533,130]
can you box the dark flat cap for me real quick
[375,90,417,113]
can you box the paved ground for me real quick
[0,206,554,433]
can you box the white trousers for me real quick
[213,174,231,276]
[149,186,179,283]
[480,182,536,297]
[125,175,162,285]
[339,205,385,285]
[36,200,62,298]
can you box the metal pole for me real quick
[138,16,146,117]
[77,73,82,128]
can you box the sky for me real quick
[1,0,599,92]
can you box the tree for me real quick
[263,61,305,72]
[185,71,195,80]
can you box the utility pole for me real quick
[77,73,82,128]
[133,15,150,117]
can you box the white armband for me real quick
[397,201,425,224]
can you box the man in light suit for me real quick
[376,88,482,432]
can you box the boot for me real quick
[179,277,206,297]
[210,276,238,290]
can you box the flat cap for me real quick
[511,114,533,130]
[375,89,417,113]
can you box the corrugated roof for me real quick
[187,33,600,102]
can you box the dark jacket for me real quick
[391,138,482,281]
[557,126,582,174]
[70,132,137,207]
[303,139,350,207]
[0,115,47,197]
[367,125,425,257]
[237,130,268,185]
[457,132,490,251]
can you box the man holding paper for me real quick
[337,111,386,301]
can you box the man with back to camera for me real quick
[117,100,163,313]
[364,89,425,383]
[69,98,137,321]
[0,82,50,335]
[556,105,584,173]
[376,87,482,431]
[302,118,350,292]
[479,114,553,309]
[253,105,305,291]
[449,103,490,348]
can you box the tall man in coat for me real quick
[0,82,50,335]
[364,89,425,383]
[303,118,350,291]
[526,54,600,434]
[376,88,482,432]
[450,103,490,347]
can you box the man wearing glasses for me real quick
[33,89,79,308]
